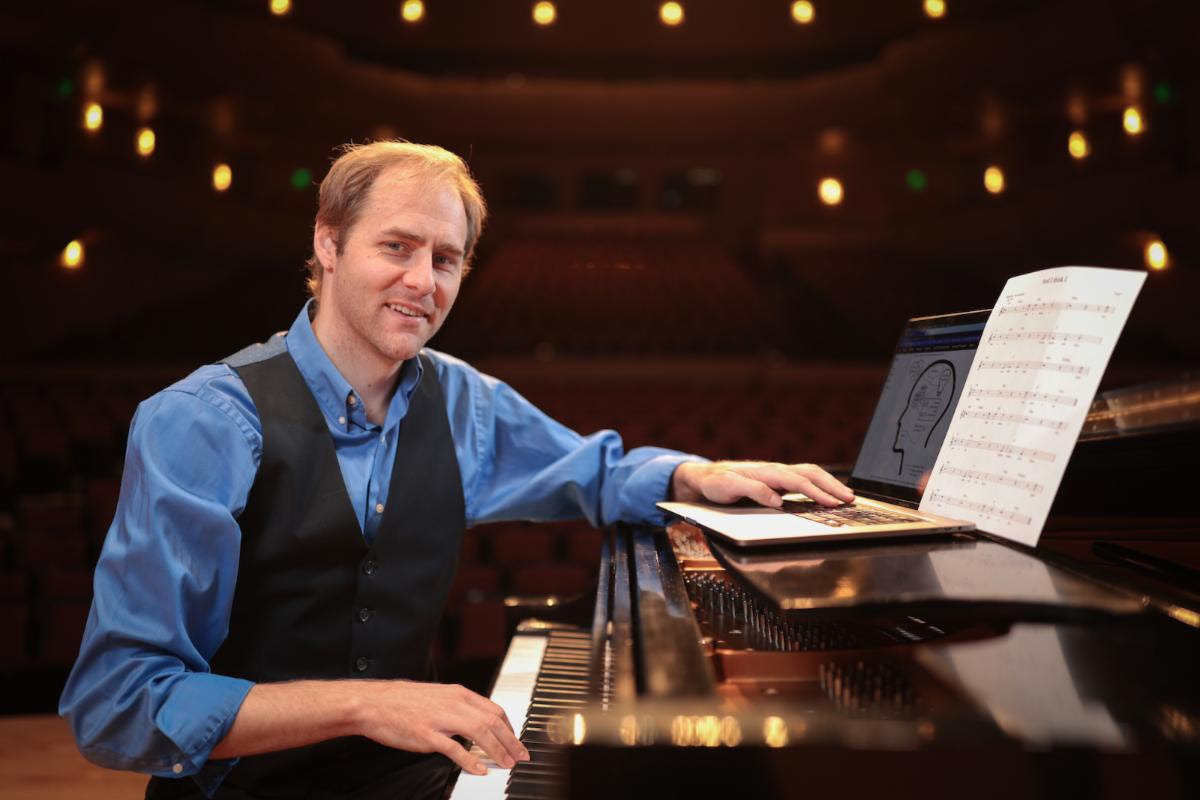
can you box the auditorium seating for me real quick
[439,237,791,358]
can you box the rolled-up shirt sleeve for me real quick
[59,372,260,795]
[430,350,705,528]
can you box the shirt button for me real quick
[347,394,357,406]
[363,558,378,575]
[338,416,347,426]
[354,656,370,672]
[379,434,386,443]
[375,503,385,514]
[172,763,183,774]
[357,607,372,623]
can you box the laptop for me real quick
[659,310,989,546]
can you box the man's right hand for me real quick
[210,678,529,776]
[355,680,529,775]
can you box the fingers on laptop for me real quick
[715,462,854,507]
[745,462,854,506]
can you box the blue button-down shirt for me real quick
[59,302,695,794]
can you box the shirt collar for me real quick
[285,300,424,433]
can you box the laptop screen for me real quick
[849,309,990,506]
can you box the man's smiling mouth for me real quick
[386,303,427,319]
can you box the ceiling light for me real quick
[818,177,843,206]
[532,2,556,25]
[1144,239,1168,271]
[1122,106,1144,136]
[61,240,84,269]
[82,101,103,132]
[983,165,1005,194]
[660,2,684,26]
[213,163,233,192]
[1068,131,1090,160]
[136,127,156,157]
[401,0,425,23]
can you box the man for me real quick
[60,141,854,799]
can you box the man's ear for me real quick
[313,223,339,274]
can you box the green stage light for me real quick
[56,77,75,98]
[905,168,928,192]
[1153,81,1174,105]
[290,167,312,190]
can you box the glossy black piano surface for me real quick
[573,524,1198,798]
[458,519,1200,800]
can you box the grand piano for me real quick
[450,379,1200,799]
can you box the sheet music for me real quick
[919,266,1145,546]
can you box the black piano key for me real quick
[506,789,554,800]
[520,748,560,762]
[528,701,586,712]
[506,775,561,795]
[511,762,562,778]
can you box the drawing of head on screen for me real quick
[892,359,956,474]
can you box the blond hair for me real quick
[304,140,487,296]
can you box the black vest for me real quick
[149,348,465,798]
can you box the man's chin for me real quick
[381,333,431,363]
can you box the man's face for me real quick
[314,167,468,372]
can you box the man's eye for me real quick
[385,242,409,254]
[434,255,459,270]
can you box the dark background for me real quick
[1,0,1197,710]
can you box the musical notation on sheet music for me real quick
[977,359,1091,376]
[958,410,1069,432]
[921,266,1146,546]
[997,301,1117,316]
[947,436,1057,463]
[937,465,1044,495]
[967,388,1078,407]
[925,490,1034,526]
[987,331,1104,345]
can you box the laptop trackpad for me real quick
[658,501,852,543]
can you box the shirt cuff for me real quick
[618,452,709,526]
[153,672,255,795]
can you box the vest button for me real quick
[354,656,370,672]
[363,558,378,575]
[357,607,372,623]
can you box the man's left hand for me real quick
[670,461,854,508]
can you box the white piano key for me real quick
[448,634,549,799]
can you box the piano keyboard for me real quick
[448,627,590,799]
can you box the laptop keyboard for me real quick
[782,499,923,528]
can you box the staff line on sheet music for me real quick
[958,409,1069,431]
[977,359,1091,376]
[948,436,1057,463]
[987,330,1104,345]
[967,387,1079,407]
[938,465,1044,494]
[998,301,1116,315]
[925,491,1034,526]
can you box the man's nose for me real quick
[402,250,436,295]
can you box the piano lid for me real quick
[707,533,1146,620]
[1080,375,1200,440]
